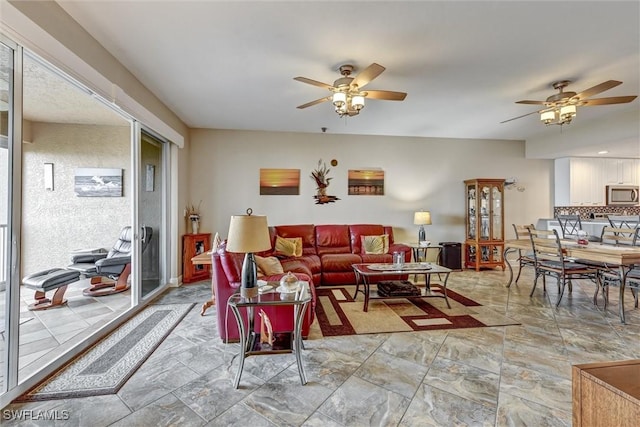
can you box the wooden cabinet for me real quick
[573,359,640,427]
[464,178,505,271]
[182,233,211,283]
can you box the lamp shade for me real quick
[540,110,555,123]
[560,104,576,118]
[414,211,432,225]
[226,210,271,253]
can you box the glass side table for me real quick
[227,281,311,389]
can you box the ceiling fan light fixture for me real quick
[503,80,636,127]
[332,92,346,108]
[351,95,365,111]
[560,104,576,121]
[540,110,556,124]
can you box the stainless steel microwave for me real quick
[606,185,639,205]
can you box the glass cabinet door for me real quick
[480,185,490,240]
[466,184,476,239]
[492,185,502,240]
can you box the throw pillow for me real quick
[211,232,222,252]
[361,234,389,254]
[255,255,284,276]
[275,236,303,257]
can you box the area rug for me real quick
[315,285,519,336]
[17,303,195,401]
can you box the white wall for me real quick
[22,122,130,275]
[189,129,553,248]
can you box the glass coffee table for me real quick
[352,263,453,312]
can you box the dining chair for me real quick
[528,228,598,307]
[556,214,601,242]
[511,224,536,284]
[607,215,640,230]
[594,226,640,310]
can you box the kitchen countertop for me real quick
[540,218,610,223]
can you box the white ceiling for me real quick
[46,1,639,149]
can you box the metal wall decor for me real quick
[310,159,339,204]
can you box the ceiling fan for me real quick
[294,63,407,117]
[501,80,637,125]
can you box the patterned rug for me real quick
[315,285,519,336]
[18,303,194,401]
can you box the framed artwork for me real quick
[348,169,385,195]
[260,168,300,195]
[74,167,123,197]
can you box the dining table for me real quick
[504,238,640,324]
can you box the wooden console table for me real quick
[572,359,640,426]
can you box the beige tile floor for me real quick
[0,278,131,387]
[3,265,640,426]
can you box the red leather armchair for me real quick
[211,242,316,343]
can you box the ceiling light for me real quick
[540,110,556,125]
[598,150,609,154]
[560,105,576,122]
[351,95,365,111]
[332,92,346,108]
[540,104,576,126]
[332,91,365,117]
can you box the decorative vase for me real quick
[279,271,299,292]
[191,220,199,234]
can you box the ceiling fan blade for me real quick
[352,63,385,89]
[580,95,637,106]
[500,109,545,124]
[516,100,546,105]
[293,76,333,90]
[297,96,331,109]
[365,90,407,101]
[574,80,622,100]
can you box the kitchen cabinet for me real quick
[555,157,605,206]
[464,178,505,271]
[556,157,640,207]
[183,233,211,283]
[604,158,638,185]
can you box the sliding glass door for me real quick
[138,129,166,298]
[0,30,173,404]
[0,37,16,397]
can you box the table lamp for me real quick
[226,208,271,299]
[414,210,432,244]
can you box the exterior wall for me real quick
[189,129,554,248]
[21,122,130,275]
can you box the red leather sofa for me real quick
[270,223,411,286]
[211,223,410,343]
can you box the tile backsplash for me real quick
[554,205,640,219]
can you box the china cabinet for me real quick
[464,178,505,271]
[183,233,211,283]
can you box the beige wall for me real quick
[189,129,554,246]
[21,122,130,275]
